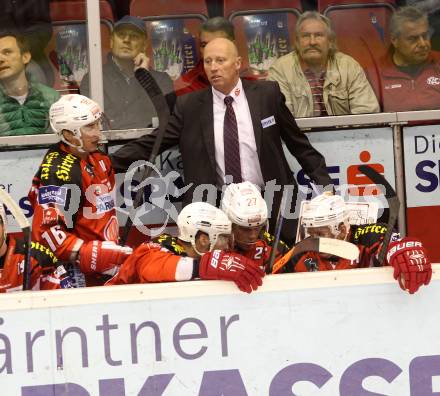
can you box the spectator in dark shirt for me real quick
[397,0,440,50]
[372,6,440,111]
[80,15,174,130]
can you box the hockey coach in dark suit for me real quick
[111,38,333,242]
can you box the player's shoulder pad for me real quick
[351,223,388,247]
[279,251,321,274]
[262,231,273,245]
[15,240,59,268]
[275,251,306,274]
[262,231,290,254]
[153,234,187,256]
[37,144,82,186]
[33,145,83,207]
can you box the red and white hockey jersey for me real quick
[28,142,119,262]
[106,234,195,285]
[280,223,393,273]
[0,237,69,292]
[107,232,290,286]
[236,231,291,269]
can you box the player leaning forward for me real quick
[28,95,131,286]
[106,202,265,293]
[275,194,432,294]
[221,181,290,269]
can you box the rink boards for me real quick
[3,125,440,260]
[1,265,440,395]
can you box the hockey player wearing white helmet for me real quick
[300,194,351,242]
[277,194,432,294]
[49,94,104,155]
[176,202,232,256]
[107,202,265,293]
[0,201,72,292]
[28,94,132,287]
[222,182,268,248]
[221,182,290,269]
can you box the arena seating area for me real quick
[45,0,397,107]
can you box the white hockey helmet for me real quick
[221,181,268,228]
[177,202,232,254]
[50,94,102,149]
[301,194,349,237]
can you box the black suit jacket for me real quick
[111,79,332,241]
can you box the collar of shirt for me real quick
[9,93,28,105]
[111,55,134,83]
[212,78,244,107]
[302,67,326,80]
[211,78,264,187]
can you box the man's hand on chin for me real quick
[133,53,150,71]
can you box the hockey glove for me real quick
[199,250,265,293]
[386,238,432,294]
[79,241,133,276]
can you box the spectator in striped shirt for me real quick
[268,11,379,118]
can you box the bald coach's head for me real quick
[203,37,242,94]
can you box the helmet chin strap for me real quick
[193,235,221,257]
[0,230,6,257]
[193,244,207,257]
[61,138,86,153]
[61,129,86,153]
[235,239,257,248]
[339,221,350,241]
